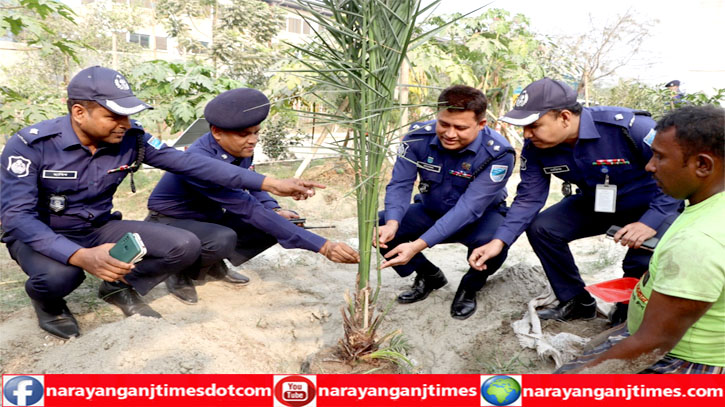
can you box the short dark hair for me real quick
[437,85,488,121]
[655,105,724,161]
[67,99,100,114]
[550,102,583,117]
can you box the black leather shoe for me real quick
[608,302,629,325]
[450,286,477,320]
[537,297,596,321]
[397,269,447,304]
[31,299,79,339]
[99,281,162,318]
[165,272,198,304]
[206,261,250,285]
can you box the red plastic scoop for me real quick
[585,277,640,304]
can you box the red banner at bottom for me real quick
[2,374,724,407]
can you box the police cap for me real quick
[204,88,270,131]
[68,66,152,116]
[499,78,578,126]
[665,80,680,88]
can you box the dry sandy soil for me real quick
[0,163,627,374]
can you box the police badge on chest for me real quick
[48,195,67,213]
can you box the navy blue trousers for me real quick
[7,219,201,302]
[146,212,278,273]
[379,202,508,292]
[526,194,679,303]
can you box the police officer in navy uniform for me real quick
[469,78,683,323]
[146,88,359,304]
[0,66,322,339]
[665,79,685,108]
[377,85,515,320]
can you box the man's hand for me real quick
[275,209,300,221]
[68,244,134,282]
[261,177,325,200]
[468,239,505,271]
[613,222,656,249]
[320,241,360,263]
[380,239,427,269]
[374,220,399,249]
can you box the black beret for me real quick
[204,88,270,130]
[665,80,680,88]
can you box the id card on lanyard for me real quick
[594,171,616,213]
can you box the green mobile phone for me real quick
[109,232,147,263]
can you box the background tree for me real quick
[126,60,243,136]
[155,0,284,86]
[0,0,83,61]
[548,10,655,104]
[0,0,88,136]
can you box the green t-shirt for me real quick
[628,191,725,367]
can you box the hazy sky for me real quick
[428,0,725,95]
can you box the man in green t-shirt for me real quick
[556,105,724,374]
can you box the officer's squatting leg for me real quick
[448,205,508,319]
[146,213,241,303]
[377,205,447,304]
[7,240,84,338]
[89,220,201,314]
[220,212,278,269]
[526,195,614,321]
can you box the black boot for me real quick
[537,293,596,321]
[206,261,250,285]
[99,281,162,318]
[165,271,198,304]
[397,268,447,304]
[30,298,79,339]
[450,286,477,320]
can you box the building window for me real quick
[286,17,311,35]
[155,36,167,50]
[128,32,150,48]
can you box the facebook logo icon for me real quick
[2,375,44,406]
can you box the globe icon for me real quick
[481,375,521,406]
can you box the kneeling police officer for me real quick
[147,88,359,304]
[377,85,515,320]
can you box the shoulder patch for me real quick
[490,164,508,182]
[397,141,409,156]
[520,155,527,171]
[147,136,165,150]
[7,155,31,177]
[643,128,656,146]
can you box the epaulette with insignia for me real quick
[406,120,437,137]
[16,117,63,145]
[481,128,512,156]
[589,107,637,129]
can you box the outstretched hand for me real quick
[380,239,427,269]
[263,178,326,200]
[374,221,399,249]
[320,241,360,264]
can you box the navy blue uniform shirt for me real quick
[147,132,326,252]
[384,120,514,247]
[0,116,266,264]
[494,106,683,245]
